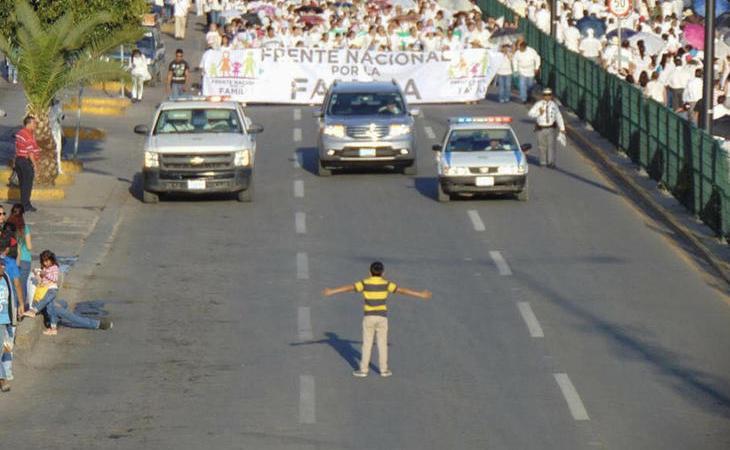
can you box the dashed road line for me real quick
[467,210,485,232]
[554,373,590,421]
[293,127,302,142]
[295,212,307,234]
[297,306,313,340]
[293,108,302,121]
[424,125,436,140]
[294,180,304,198]
[489,251,512,276]
[299,375,316,424]
[296,252,309,280]
[517,302,544,338]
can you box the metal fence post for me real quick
[73,85,83,160]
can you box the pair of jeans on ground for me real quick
[14,157,34,211]
[34,289,100,329]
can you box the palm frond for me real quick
[60,11,114,51]
[60,57,131,88]
[14,0,44,42]
[86,25,144,59]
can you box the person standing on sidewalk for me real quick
[528,88,566,168]
[0,258,20,392]
[174,0,190,40]
[496,44,513,103]
[129,49,151,103]
[512,41,541,104]
[14,116,40,213]
[322,261,431,378]
[166,49,190,99]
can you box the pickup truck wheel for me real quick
[437,182,450,202]
[403,163,417,175]
[237,184,254,202]
[142,190,159,204]
[318,163,332,177]
[517,179,529,201]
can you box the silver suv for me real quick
[315,81,419,176]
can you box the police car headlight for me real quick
[389,124,411,137]
[445,166,468,176]
[144,151,159,168]
[323,124,346,138]
[234,150,251,167]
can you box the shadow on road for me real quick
[290,331,382,372]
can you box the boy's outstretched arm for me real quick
[397,287,432,300]
[322,284,356,297]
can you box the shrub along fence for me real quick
[479,0,730,237]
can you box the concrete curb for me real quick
[0,169,74,186]
[62,105,127,117]
[565,120,730,285]
[61,160,84,174]
[0,186,65,201]
[62,127,106,141]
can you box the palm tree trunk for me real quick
[32,111,59,186]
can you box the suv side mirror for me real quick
[312,108,323,118]
[134,125,149,135]
[521,143,532,152]
[410,108,421,117]
[247,123,264,134]
[432,144,442,151]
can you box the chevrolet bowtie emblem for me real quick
[366,123,379,140]
[190,156,205,165]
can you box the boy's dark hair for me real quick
[370,261,384,276]
[176,48,184,55]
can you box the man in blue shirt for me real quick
[0,258,19,392]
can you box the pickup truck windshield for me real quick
[327,92,406,116]
[445,129,518,152]
[154,108,242,134]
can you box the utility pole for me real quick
[550,0,557,37]
[702,0,716,133]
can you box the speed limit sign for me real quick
[608,0,632,17]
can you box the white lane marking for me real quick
[298,306,313,340]
[299,375,316,424]
[489,251,512,276]
[554,373,590,421]
[424,125,436,140]
[295,212,307,234]
[293,108,302,121]
[293,127,302,142]
[517,302,544,338]
[296,252,309,280]
[293,151,301,169]
[293,180,304,198]
[467,210,485,232]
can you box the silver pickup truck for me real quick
[134,98,263,203]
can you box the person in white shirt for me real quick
[667,58,690,109]
[713,95,730,120]
[572,0,585,20]
[206,22,222,49]
[496,44,513,103]
[513,41,541,103]
[174,0,189,40]
[562,19,581,53]
[528,88,566,167]
[645,71,667,104]
[682,68,704,120]
[535,3,551,35]
[128,49,150,102]
[579,29,602,61]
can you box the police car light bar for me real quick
[170,95,230,102]
[450,116,513,124]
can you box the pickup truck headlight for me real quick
[144,151,159,168]
[234,150,251,167]
[323,124,346,138]
[444,166,468,176]
[389,124,411,137]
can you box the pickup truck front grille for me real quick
[160,153,233,171]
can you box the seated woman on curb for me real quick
[23,250,112,334]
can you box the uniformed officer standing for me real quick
[322,262,431,378]
[528,88,566,168]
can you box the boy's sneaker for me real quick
[352,370,368,378]
[380,370,393,378]
[99,319,113,330]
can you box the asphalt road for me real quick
[1,18,730,450]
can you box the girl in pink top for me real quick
[23,250,60,334]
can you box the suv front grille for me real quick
[161,153,233,171]
[346,125,389,140]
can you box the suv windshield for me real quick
[327,92,405,116]
[154,108,242,134]
[446,129,518,152]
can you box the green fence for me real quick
[479,0,730,237]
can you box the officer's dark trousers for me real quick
[14,157,34,209]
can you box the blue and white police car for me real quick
[433,117,532,202]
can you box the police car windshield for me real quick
[445,129,517,152]
[153,108,242,134]
[327,92,406,116]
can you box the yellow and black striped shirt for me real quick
[354,276,398,317]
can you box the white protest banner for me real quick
[201,47,504,104]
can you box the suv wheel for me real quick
[437,183,450,203]
[403,163,417,175]
[142,190,159,204]
[318,163,332,177]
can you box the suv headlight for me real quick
[444,166,468,176]
[144,151,159,168]
[389,124,411,137]
[234,150,251,167]
[323,124,346,138]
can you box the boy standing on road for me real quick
[167,49,190,99]
[323,262,431,378]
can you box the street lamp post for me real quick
[702,0,716,133]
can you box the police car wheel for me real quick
[318,164,332,177]
[237,184,254,202]
[403,164,417,175]
[517,180,529,202]
[142,190,159,204]
[437,183,450,202]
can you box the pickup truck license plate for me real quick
[187,179,206,190]
[475,176,494,187]
[359,148,377,157]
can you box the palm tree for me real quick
[0,0,141,185]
